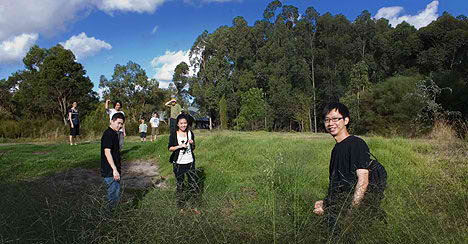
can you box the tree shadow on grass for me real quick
[0,178,108,243]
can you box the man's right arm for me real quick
[104,148,120,181]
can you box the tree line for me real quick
[0,45,172,138]
[176,0,468,135]
[1,0,467,138]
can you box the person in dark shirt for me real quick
[68,102,79,145]
[101,112,125,212]
[313,102,379,243]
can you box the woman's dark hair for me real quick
[322,102,350,120]
[176,113,192,129]
[114,100,122,108]
[176,113,188,124]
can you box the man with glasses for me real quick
[313,102,381,243]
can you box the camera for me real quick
[181,140,187,153]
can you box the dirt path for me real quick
[44,159,168,191]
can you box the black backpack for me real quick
[367,153,387,194]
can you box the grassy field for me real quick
[0,131,467,243]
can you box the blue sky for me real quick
[0,0,466,94]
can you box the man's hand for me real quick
[113,169,120,181]
[313,200,325,215]
[71,124,74,128]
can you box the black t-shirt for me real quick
[69,108,79,125]
[327,135,370,197]
[101,127,121,177]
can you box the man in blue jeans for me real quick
[101,113,125,212]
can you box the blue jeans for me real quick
[104,177,120,210]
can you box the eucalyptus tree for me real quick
[296,6,320,132]
[387,21,421,75]
[189,26,234,123]
[352,10,376,62]
[418,12,468,74]
[173,61,190,104]
[315,13,352,103]
[12,44,96,124]
[99,61,163,121]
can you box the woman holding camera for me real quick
[168,113,200,214]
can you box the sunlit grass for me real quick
[0,130,466,243]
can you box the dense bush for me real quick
[0,120,21,138]
[348,75,428,136]
[0,118,68,139]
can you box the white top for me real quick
[107,108,125,132]
[139,124,148,133]
[176,133,193,164]
[149,117,160,128]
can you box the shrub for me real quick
[0,120,21,138]
[429,119,458,142]
[80,106,109,137]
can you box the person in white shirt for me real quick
[168,113,199,214]
[149,112,160,142]
[105,99,126,150]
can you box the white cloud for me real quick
[96,0,166,13]
[0,33,38,63]
[0,0,167,42]
[374,1,439,29]
[0,0,91,41]
[151,50,191,88]
[60,32,112,60]
[151,25,159,34]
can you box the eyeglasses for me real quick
[324,117,343,123]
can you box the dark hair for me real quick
[176,113,188,124]
[322,102,350,120]
[176,113,192,129]
[114,100,122,108]
[111,112,125,122]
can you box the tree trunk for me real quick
[309,28,317,133]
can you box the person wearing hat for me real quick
[165,97,182,134]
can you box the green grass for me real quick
[0,131,467,243]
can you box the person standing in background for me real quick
[139,118,148,142]
[149,112,160,142]
[68,102,80,145]
[105,99,126,150]
[165,98,182,135]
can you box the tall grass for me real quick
[0,131,467,243]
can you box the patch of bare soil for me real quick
[32,151,54,155]
[43,159,167,192]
